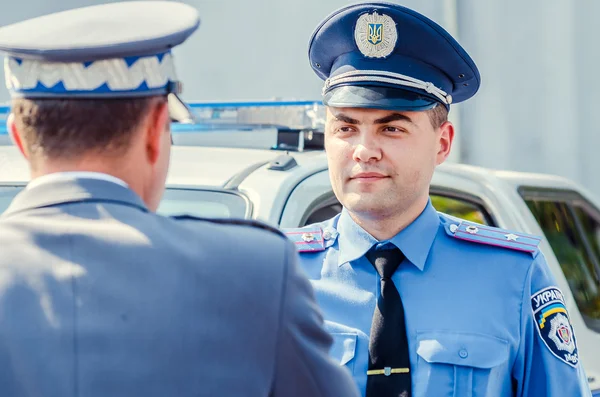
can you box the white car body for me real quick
[1,101,599,393]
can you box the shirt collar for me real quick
[26,172,129,190]
[336,199,440,271]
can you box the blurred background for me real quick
[1,0,599,198]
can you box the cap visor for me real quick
[168,93,194,123]
[323,85,440,111]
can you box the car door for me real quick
[517,187,600,393]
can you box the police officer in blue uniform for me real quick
[285,2,592,396]
[0,3,360,397]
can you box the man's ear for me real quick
[436,120,455,166]
[144,99,170,165]
[7,113,29,159]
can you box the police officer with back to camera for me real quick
[284,2,592,396]
[0,2,360,397]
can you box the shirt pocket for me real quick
[329,332,357,373]
[415,331,510,397]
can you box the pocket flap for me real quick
[416,331,509,369]
[330,332,357,365]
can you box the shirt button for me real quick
[459,349,468,359]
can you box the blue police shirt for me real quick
[286,199,591,396]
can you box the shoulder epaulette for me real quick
[282,226,326,253]
[171,215,284,237]
[444,219,542,254]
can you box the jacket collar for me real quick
[2,177,148,218]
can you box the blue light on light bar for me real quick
[0,105,8,136]
[0,100,327,137]
[188,100,322,108]
[185,100,326,131]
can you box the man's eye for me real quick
[384,126,401,132]
[339,126,354,133]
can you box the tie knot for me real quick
[366,245,404,279]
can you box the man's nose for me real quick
[352,137,383,163]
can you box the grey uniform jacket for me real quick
[0,178,359,397]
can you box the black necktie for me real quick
[365,245,412,397]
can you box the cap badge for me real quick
[354,11,397,58]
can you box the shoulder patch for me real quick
[531,287,579,367]
[283,226,326,253]
[171,215,284,237]
[444,220,541,254]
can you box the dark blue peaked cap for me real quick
[0,1,200,99]
[308,2,480,111]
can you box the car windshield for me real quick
[0,186,249,219]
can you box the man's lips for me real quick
[350,172,389,181]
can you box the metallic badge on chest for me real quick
[301,232,315,242]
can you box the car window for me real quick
[0,186,22,213]
[0,186,249,219]
[523,191,600,332]
[304,202,343,225]
[301,192,492,226]
[430,194,491,225]
[575,206,600,262]
[157,188,249,218]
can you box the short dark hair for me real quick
[12,96,166,160]
[426,104,449,129]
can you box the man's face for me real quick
[324,106,453,220]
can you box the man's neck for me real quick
[31,158,130,182]
[30,159,145,201]
[348,196,429,241]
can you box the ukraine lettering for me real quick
[532,287,564,311]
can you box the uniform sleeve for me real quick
[270,239,360,397]
[513,250,592,396]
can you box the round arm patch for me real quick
[531,287,579,367]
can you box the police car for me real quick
[1,101,599,394]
